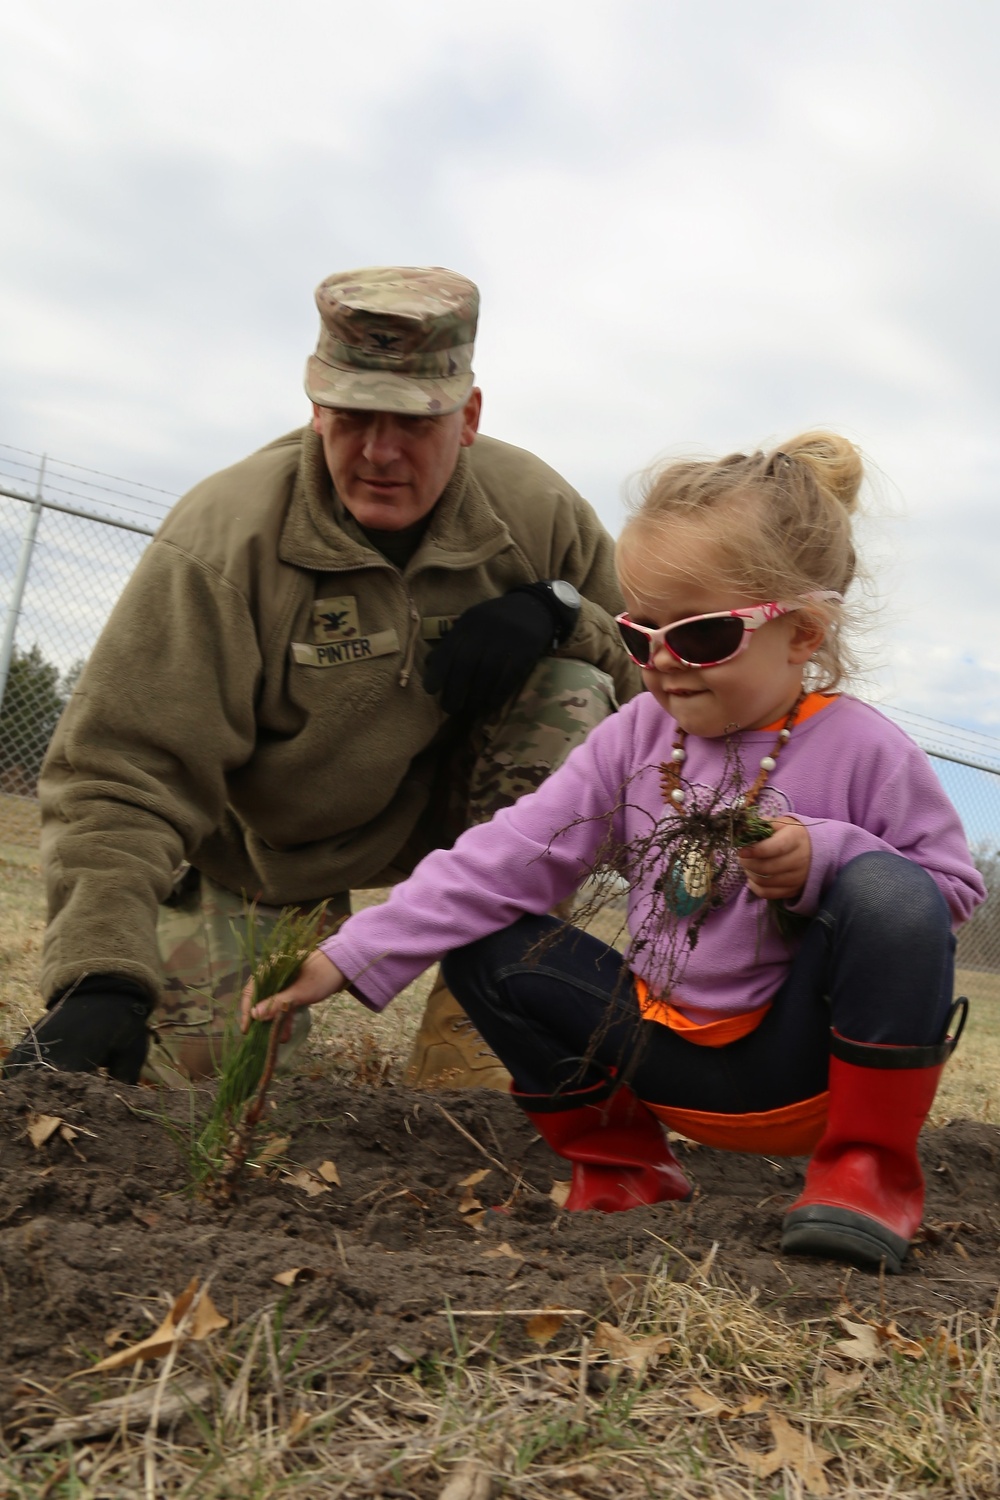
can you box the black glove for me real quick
[2,976,153,1085]
[423,581,580,721]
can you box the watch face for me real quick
[551,580,581,610]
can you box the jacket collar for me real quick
[279,427,513,574]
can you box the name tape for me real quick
[291,629,400,668]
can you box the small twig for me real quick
[262,1309,288,1429]
[144,1292,198,1500]
[334,1229,350,1272]
[433,1101,540,1195]
[222,1315,264,1427]
[437,1307,589,1317]
[575,1334,590,1424]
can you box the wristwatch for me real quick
[539,579,582,643]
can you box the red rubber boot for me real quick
[515,1083,691,1212]
[781,1012,964,1273]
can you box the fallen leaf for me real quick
[458,1168,491,1189]
[458,1185,483,1215]
[86,1279,229,1373]
[834,1316,886,1365]
[667,1130,700,1149]
[525,1310,566,1345]
[438,1459,494,1500]
[955,1240,970,1260]
[27,1114,64,1149]
[549,1179,571,1208]
[482,1242,523,1262]
[683,1388,767,1417]
[190,1288,228,1340]
[881,1319,925,1360]
[683,1389,730,1417]
[253,1134,291,1165]
[284,1167,330,1198]
[317,1159,341,1185]
[734,1410,833,1494]
[463,1209,487,1231]
[286,1410,310,1440]
[835,1309,924,1364]
[919,1218,978,1244]
[925,1329,962,1366]
[592,1321,671,1377]
[823,1367,866,1396]
[103,1327,128,1349]
[272,1267,318,1287]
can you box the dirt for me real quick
[1,1071,999,1433]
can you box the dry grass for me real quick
[0,854,432,1071]
[3,1250,1000,1498]
[4,854,1000,1493]
[0,842,46,1057]
[0,794,40,850]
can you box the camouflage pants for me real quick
[145,656,617,1085]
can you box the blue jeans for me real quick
[442,853,956,1114]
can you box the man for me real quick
[6,266,638,1088]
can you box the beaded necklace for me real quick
[659,689,807,810]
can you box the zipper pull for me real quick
[398,600,421,687]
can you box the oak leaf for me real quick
[734,1411,833,1494]
[284,1167,330,1197]
[482,1242,523,1262]
[272,1267,319,1287]
[87,1279,228,1373]
[525,1310,566,1345]
[549,1179,571,1208]
[592,1321,671,1377]
[27,1114,63,1149]
[457,1168,491,1189]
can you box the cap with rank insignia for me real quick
[305,266,479,416]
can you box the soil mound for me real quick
[1,1071,998,1427]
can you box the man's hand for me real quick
[2,979,152,1084]
[423,583,570,721]
[738,816,812,903]
[240,950,346,1043]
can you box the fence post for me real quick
[0,454,46,717]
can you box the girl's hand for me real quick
[239,950,346,1041]
[738,816,811,902]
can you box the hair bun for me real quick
[779,431,863,514]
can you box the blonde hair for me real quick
[617,430,865,690]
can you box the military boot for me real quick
[403,971,512,1091]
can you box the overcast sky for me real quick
[2,0,999,737]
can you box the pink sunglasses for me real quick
[615,591,842,669]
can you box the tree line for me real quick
[0,644,83,796]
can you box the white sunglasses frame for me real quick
[614,590,842,670]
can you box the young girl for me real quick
[244,432,985,1274]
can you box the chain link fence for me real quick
[0,444,172,841]
[3,440,1000,974]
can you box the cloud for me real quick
[1,0,999,742]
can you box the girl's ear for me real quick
[788,613,826,663]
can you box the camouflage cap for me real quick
[305,266,479,416]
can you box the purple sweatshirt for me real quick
[320,695,985,1021]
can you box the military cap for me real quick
[305,266,479,416]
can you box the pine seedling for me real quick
[198,901,328,1198]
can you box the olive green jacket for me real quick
[40,427,638,1001]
